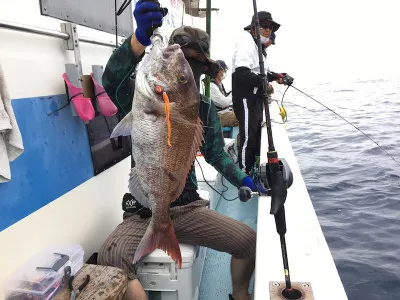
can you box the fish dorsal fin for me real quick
[170,116,204,203]
[187,116,204,178]
[110,112,133,138]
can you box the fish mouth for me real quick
[151,78,168,91]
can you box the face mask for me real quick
[187,58,205,77]
[186,57,206,88]
[206,62,220,78]
[222,73,227,80]
[260,35,269,45]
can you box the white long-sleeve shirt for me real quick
[210,81,232,114]
[232,31,267,74]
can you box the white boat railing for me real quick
[0,20,116,48]
[254,102,348,299]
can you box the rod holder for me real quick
[269,281,314,300]
[61,22,82,76]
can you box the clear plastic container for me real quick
[3,244,84,300]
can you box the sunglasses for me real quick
[173,35,209,53]
[260,23,274,30]
[181,47,207,63]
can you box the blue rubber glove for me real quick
[242,176,257,192]
[133,0,168,46]
[256,181,270,195]
[242,176,271,195]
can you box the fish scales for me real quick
[111,39,203,267]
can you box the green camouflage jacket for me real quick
[102,35,247,192]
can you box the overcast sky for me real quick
[200,0,400,87]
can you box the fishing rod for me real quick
[250,0,298,297]
[290,84,400,167]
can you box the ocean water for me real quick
[279,79,400,300]
[202,0,400,297]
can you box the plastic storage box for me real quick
[3,244,84,300]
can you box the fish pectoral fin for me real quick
[133,220,182,268]
[144,99,168,116]
[129,168,150,208]
[110,111,133,138]
[186,116,204,173]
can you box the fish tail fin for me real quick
[134,220,182,268]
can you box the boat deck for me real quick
[199,178,258,300]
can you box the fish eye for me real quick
[178,74,188,83]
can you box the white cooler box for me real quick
[136,191,209,300]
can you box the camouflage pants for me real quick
[219,111,239,127]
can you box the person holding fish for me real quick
[97,1,261,300]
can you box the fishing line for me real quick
[214,177,231,211]
[286,100,324,117]
[115,0,133,48]
[181,2,185,26]
[200,96,213,156]
[274,84,326,118]
[221,176,230,193]
[291,85,400,166]
[260,84,289,126]
[280,84,290,116]
[276,84,289,124]
[47,101,70,116]
[115,64,137,115]
[195,157,238,201]
[201,125,215,129]
[115,0,118,48]
[116,0,132,16]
